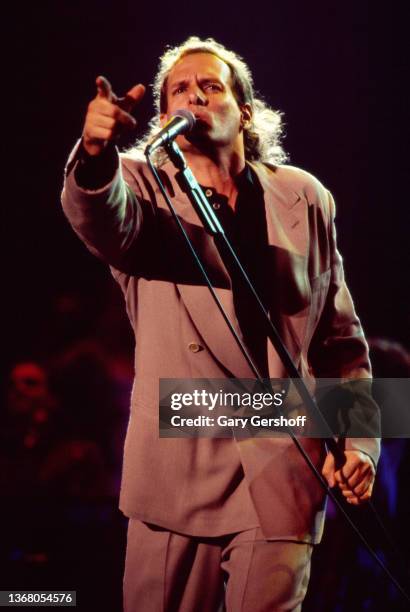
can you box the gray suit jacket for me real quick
[61,142,380,543]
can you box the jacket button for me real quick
[188,342,201,353]
[205,188,213,197]
[212,202,221,210]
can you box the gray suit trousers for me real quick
[123,519,313,611]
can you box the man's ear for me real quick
[240,103,253,128]
[159,113,168,126]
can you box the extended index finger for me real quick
[117,84,146,113]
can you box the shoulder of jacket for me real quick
[119,150,147,171]
[262,162,328,196]
[118,151,160,192]
[256,161,333,216]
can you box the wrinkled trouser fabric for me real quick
[123,519,313,611]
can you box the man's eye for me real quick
[204,83,221,91]
[173,86,186,95]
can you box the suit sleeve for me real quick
[308,190,380,467]
[61,140,151,272]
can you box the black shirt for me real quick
[200,166,270,378]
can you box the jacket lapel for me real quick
[249,162,308,258]
[250,163,311,370]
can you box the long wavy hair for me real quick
[127,36,288,166]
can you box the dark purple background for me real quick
[4,0,408,366]
[3,1,409,610]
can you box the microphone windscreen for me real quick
[170,109,196,131]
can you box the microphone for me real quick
[145,110,196,154]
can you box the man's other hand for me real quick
[322,449,375,505]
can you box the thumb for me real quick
[96,75,114,100]
[322,452,336,488]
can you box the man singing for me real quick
[61,36,379,611]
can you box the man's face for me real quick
[162,52,249,152]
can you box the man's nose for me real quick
[188,89,207,106]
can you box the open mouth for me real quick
[192,110,210,124]
[192,115,210,131]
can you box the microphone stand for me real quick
[157,140,345,458]
[144,139,410,603]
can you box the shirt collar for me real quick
[199,162,256,197]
